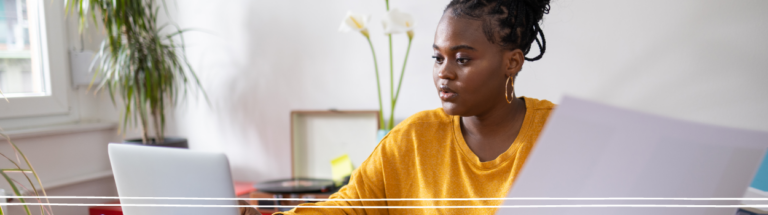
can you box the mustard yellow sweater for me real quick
[276,97,555,215]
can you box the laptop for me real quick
[498,96,768,215]
[108,143,240,215]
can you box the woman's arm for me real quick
[275,144,389,215]
[239,200,262,215]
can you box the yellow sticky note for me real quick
[331,154,354,187]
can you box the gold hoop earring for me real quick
[505,76,514,104]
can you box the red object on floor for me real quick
[87,201,123,215]
[89,181,257,215]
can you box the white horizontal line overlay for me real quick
[1,196,767,201]
[0,203,767,208]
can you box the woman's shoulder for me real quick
[377,108,454,162]
[523,96,556,111]
[379,108,453,147]
[522,97,557,131]
[398,108,453,125]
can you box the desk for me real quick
[249,190,333,214]
[88,181,257,215]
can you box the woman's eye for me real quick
[457,58,469,64]
[432,56,444,64]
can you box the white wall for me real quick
[173,0,768,183]
[518,0,768,132]
[172,0,451,182]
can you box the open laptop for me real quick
[108,143,240,215]
[497,96,768,215]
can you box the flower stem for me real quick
[385,0,392,130]
[393,37,412,108]
[388,34,394,130]
[365,37,386,129]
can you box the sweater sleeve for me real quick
[274,141,389,215]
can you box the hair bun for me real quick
[520,0,551,26]
[446,0,551,61]
[524,0,551,15]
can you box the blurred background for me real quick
[0,0,765,214]
[169,0,768,181]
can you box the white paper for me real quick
[497,96,768,215]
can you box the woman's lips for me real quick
[439,91,457,101]
[438,85,457,101]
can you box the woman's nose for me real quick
[437,64,457,80]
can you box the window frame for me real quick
[0,0,70,120]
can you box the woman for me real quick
[273,0,554,214]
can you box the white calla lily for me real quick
[339,11,371,38]
[382,8,414,39]
[336,4,416,131]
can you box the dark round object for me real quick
[123,137,188,149]
[255,178,335,194]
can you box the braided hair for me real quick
[445,0,550,61]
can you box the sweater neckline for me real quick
[452,97,535,169]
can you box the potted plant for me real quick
[338,1,415,141]
[66,0,206,148]
[0,93,53,215]
[0,131,54,215]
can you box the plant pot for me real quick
[123,137,188,149]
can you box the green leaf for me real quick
[1,171,31,215]
[1,133,52,215]
[67,0,209,142]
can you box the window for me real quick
[0,0,45,97]
[0,0,70,121]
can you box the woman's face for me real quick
[433,12,522,116]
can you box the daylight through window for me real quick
[0,0,43,97]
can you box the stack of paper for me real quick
[498,96,768,215]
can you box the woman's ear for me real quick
[504,49,525,78]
